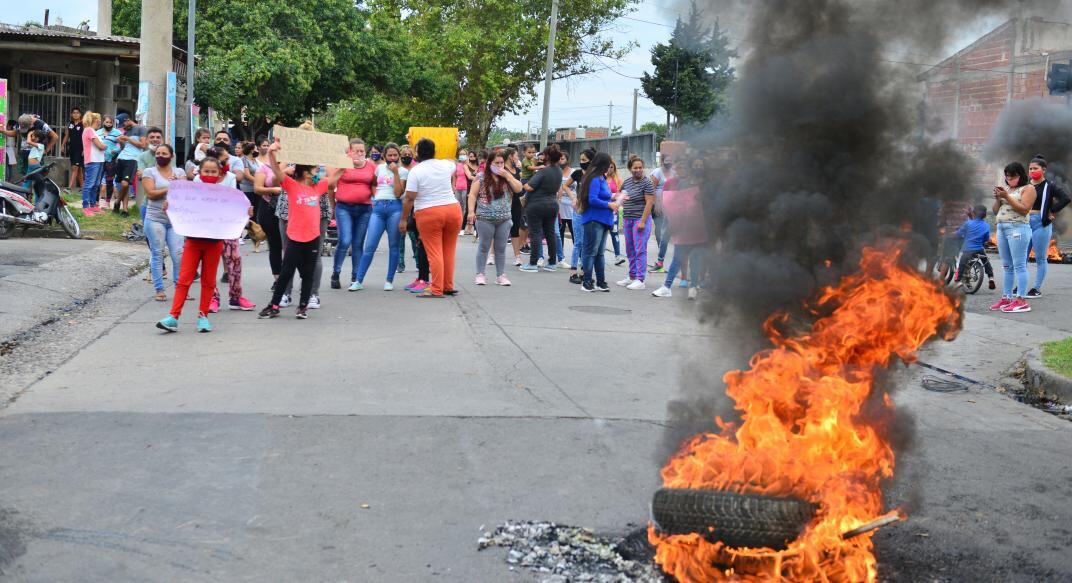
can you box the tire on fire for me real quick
[651,488,817,551]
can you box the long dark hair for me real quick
[576,152,612,215]
[480,149,508,202]
[1004,162,1029,188]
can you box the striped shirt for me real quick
[620,176,655,219]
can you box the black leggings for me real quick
[255,197,283,275]
[271,238,319,308]
[411,216,430,281]
[526,204,558,266]
[559,217,574,243]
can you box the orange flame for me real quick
[1028,239,1063,262]
[650,243,962,582]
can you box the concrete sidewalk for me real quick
[1,235,1070,582]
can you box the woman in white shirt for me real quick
[399,138,463,298]
[355,143,406,290]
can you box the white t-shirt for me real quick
[406,159,457,211]
[374,163,408,201]
[194,172,237,188]
[651,167,675,197]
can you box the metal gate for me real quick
[17,70,93,155]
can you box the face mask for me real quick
[1030,170,1044,181]
[371,153,381,161]
[215,141,229,149]
[220,163,230,173]
[663,162,672,168]
[156,156,171,167]
[401,156,413,165]
[354,154,366,164]
[580,162,590,171]
[459,155,468,162]
[200,175,220,184]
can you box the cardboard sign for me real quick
[408,127,459,160]
[663,186,708,245]
[274,125,351,168]
[165,180,250,240]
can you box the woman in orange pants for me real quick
[400,138,463,298]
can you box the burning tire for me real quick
[651,488,816,550]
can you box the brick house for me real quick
[920,17,1072,189]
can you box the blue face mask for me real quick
[371,153,382,161]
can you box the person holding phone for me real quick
[990,162,1037,314]
[1024,155,1071,297]
[354,143,406,290]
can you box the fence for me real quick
[510,132,659,170]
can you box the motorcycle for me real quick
[0,162,81,240]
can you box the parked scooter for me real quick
[0,163,80,240]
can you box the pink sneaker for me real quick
[229,297,256,311]
[496,274,512,286]
[208,296,220,314]
[82,207,96,216]
[404,278,422,291]
[1001,298,1031,313]
[474,273,487,285]
[989,298,1012,312]
[410,281,429,293]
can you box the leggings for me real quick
[412,217,430,282]
[525,204,558,266]
[1029,213,1052,290]
[476,219,512,277]
[623,217,653,281]
[213,239,243,303]
[664,244,706,289]
[280,218,325,297]
[271,238,320,309]
[399,229,418,270]
[170,239,224,319]
[256,197,283,275]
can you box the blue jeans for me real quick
[23,163,41,193]
[654,214,670,262]
[997,221,1031,298]
[581,220,611,285]
[333,202,372,277]
[145,217,184,292]
[356,199,403,283]
[1029,214,1052,290]
[664,244,706,288]
[570,215,585,268]
[82,162,103,208]
[556,218,565,262]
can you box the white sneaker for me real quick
[279,294,292,307]
[626,279,647,290]
[616,277,634,287]
[688,287,698,300]
[514,255,522,266]
[537,258,546,267]
[652,286,672,298]
[459,230,466,236]
[487,256,495,265]
[308,294,321,309]
[557,261,570,269]
[383,281,394,291]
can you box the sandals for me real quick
[154,291,167,301]
[443,289,459,296]
[416,291,444,298]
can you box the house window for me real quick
[17,71,94,155]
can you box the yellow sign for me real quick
[273,125,352,168]
[408,127,459,160]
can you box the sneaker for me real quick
[258,305,280,319]
[475,273,487,285]
[989,298,1012,311]
[688,287,699,300]
[279,294,292,308]
[617,277,634,287]
[537,258,546,267]
[331,273,341,289]
[649,265,667,274]
[652,286,672,298]
[409,281,429,293]
[514,255,522,266]
[596,282,610,292]
[156,315,179,332]
[295,307,309,319]
[557,261,570,269]
[487,257,495,266]
[569,274,583,285]
[404,278,422,291]
[519,264,539,272]
[308,294,321,309]
[208,297,220,314]
[614,256,626,266]
[1001,299,1031,313]
[580,281,595,292]
[988,279,996,290]
[383,282,394,291]
[1026,288,1042,298]
[229,297,256,311]
[459,230,466,236]
[496,274,512,286]
[520,245,531,254]
[197,314,213,333]
[626,280,647,291]
[397,264,406,273]
[678,279,690,288]
[349,281,363,291]
[542,265,557,272]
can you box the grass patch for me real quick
[1041,337,1072,378]
[62,190,141,242]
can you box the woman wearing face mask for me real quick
[468,148,522,286]
[519,145,564,273]
[370,144,383,164]
[141,144,187,301]
[454,148,470,231]
[397,145,418,274]
[196,148,256,313]
[156,157,250,333]
[606,158,624,265]
[462,149,481,236]
[990,162,1038,314]
[354,143,406,290]
[1024,155,1071,298]
[617,156,656,289]
[576,152,618,292]
[254,142,284,288]
[564,150,592,282]
[330,138,377,291]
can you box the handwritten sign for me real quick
[165,180,250,240]
[663,186,708,245]
[274,125,351,168]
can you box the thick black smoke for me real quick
[657,0,1037,460]
[984,98,1072,204]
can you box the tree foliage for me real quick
[641,0,736,128]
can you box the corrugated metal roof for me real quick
[0,22,139,45]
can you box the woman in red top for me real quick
[330,138,377,290]
[259,141,344,319]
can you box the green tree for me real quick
[112,0,188,43]
[638,121,667,135]
[641,0,736,129]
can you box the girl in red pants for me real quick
[156,157,249,333]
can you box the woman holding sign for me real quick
[260,141,344,319]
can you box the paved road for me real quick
[0,237,1070,582]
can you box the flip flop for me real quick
[443,289,459,296]
[416,291,444,299]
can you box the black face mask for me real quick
[401,156,413,165]
[580,162,590,171]
[215,141,229,149]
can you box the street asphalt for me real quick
[0,238,1070,582]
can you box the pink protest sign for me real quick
[662,186,708,245]
[165,180,250,239]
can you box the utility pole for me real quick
[631,88,638,134]
[608,101,613,137]
[187,0,196,140]
[539,0,559,151]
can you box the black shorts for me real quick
[510,194,526,237]
[69,153,84,168]
[115,159,138,184]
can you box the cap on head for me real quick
[116,113,131,125]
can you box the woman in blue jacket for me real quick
[576,152,619,292]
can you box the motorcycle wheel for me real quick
[58,206,81,239]
[0,202,14,240]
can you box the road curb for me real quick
[1023,347,1072,403]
